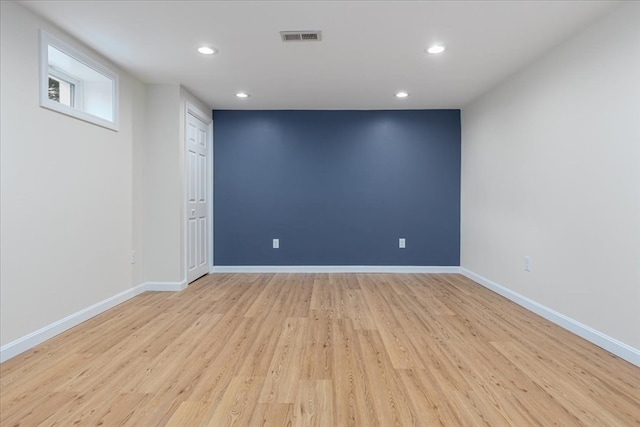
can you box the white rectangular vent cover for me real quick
[280,31,322,42]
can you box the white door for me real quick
[186,112,210,283]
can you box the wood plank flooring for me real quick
[1,273,639,426]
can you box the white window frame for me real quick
[39,30,119,131]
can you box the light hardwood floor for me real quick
[1,273,638,426]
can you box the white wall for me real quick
[144,85,182,283]
[131,80,147,287]
[143,85,211,284]
[461,2,640,350]
[0,2,146,345]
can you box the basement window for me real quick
[39,30,119,131]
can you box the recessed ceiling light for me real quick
[197,46,217,55]
[236,92,250,98]
[427,45,445,54]
[395,91,409,98]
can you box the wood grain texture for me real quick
[1,273,639,426]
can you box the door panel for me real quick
[188,218,197,270]
[188,151,197,202]
[198,153,206,202]
[186,112,210,283]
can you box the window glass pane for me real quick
[48,77,60,102]
[48,76,73,107]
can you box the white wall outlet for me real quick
[273,238,279,249]
[131,250,137,264]
[524,256,532,272]
[399,238,406,249]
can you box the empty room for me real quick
[1,1,639,425]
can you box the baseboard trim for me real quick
[12,269,634,368]
[144,281,188,292]
[0,280,192,363]
[461,268,640,367]
[0,283,147,363]
[211,265,461,274]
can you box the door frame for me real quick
[184,102,213,283]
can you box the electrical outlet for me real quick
[524,256,532,272]
[131,250,137,264]
[273,238,279,249]
[399,238,406,249]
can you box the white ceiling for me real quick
[21,1,619,110]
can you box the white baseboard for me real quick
[461,268,640,367]
[0,280,191,363]
[211,265,461,274]
[144,281,188,292]
[0,283,147,363]
[11,269,635,368]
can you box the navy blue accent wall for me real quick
[213,110,460,266]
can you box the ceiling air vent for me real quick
[280,31,322,42]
